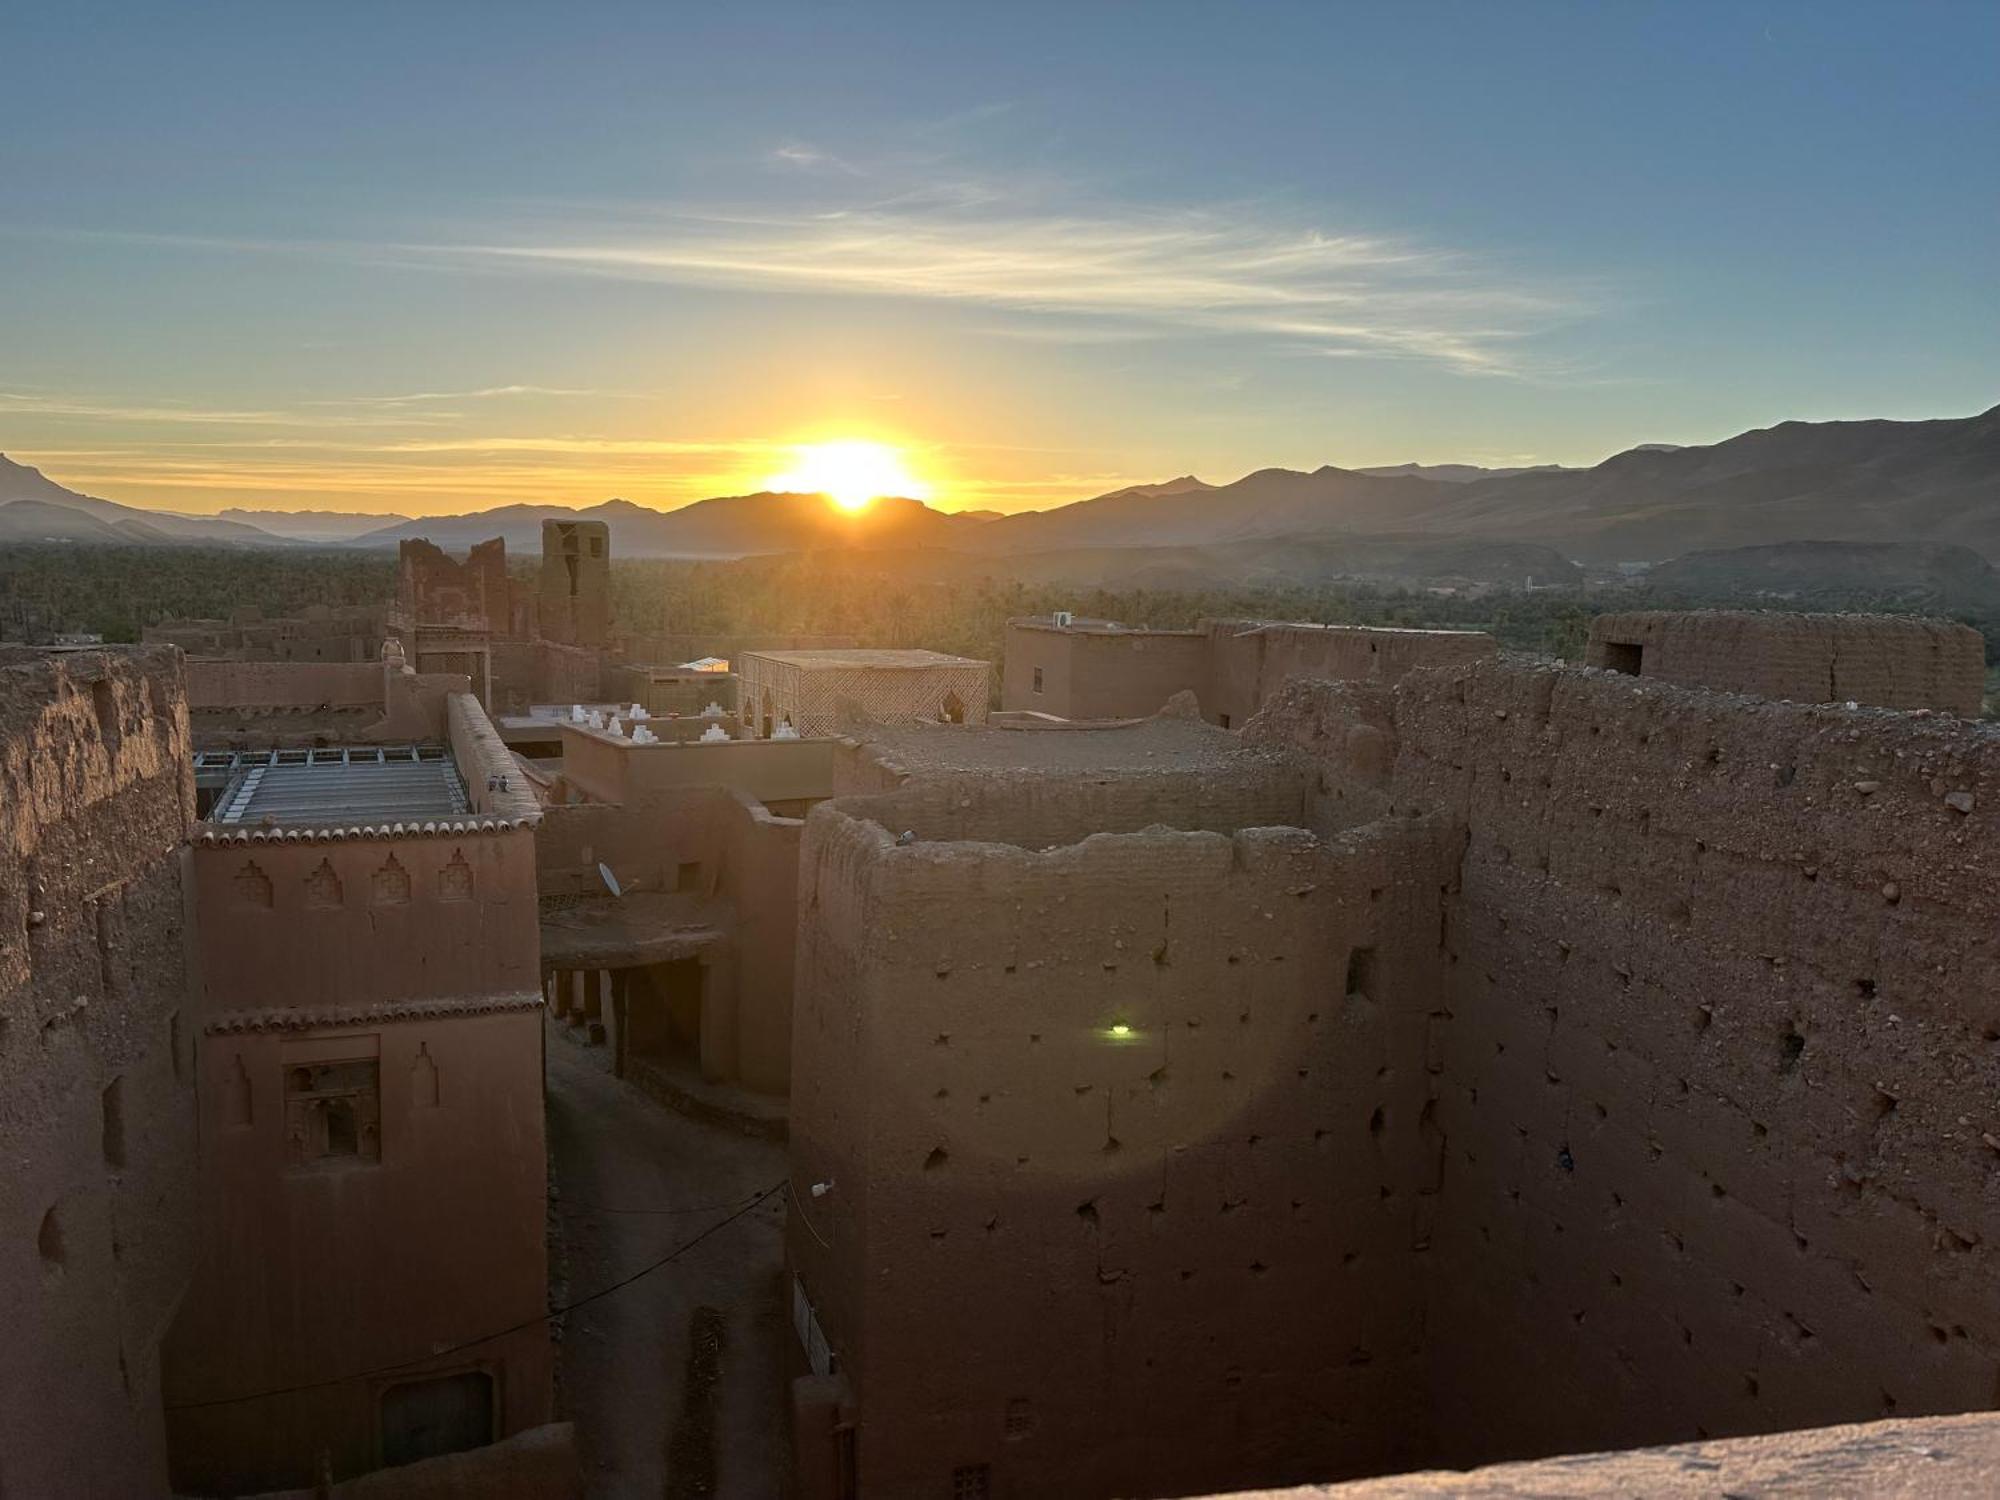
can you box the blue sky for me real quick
[1,0,1994,514]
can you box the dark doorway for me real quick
[1602,641,1645,676]
[380,1370,494,1467]
[626,959,705,1070]
[941,689,966,724]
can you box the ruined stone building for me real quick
[537,519,612,649]
[385,533,604,714]
[786,615,2000,1498]
[740,648,993,739]
[1004,614,1496,727]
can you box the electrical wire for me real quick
[165,1179,787,1413]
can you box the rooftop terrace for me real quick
[207,745,469,826]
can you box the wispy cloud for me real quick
[322,384,628,407]
[30,171,1595,377]
[399,186,1588,376]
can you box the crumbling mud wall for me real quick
[0,646,197,1496]
[1586,610,1987,716]
[1293,658,2000,1468]
[394,538,514,634]
[788,776,1456,1498]
[999,620,1497,728]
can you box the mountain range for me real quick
[3,402,1996,567]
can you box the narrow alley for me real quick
[544,1032,791,1499]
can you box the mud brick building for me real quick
[1586,609,1986,714]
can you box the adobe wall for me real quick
[0,646,198,1497]
[537,519,612,649]
[1586,610,1987,716]
[1292,658,2000,1468]
[558,725,837,808]
[187,659,386,710]
[186,825,540,1009]
[163,1005,551,1492]
[788,778,1456,1498]
[536,783,801,1094]
[1202,621,1497,730]
[1203,1409,2000,1498]
[1001,622,1209,721]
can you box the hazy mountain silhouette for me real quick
[972,404,2000,561]
[0,455,288,545]
[347,492,988,556]
[215,507,412,542]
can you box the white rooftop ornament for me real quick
[586,709,606,730]
[570,704,587,721]
[629,703,651,720]
[608,715,625,737]
[631,725,659,744]
[701,701,725,718]
[700,722,731,743]
[773,719,800,741]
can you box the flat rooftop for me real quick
[854,714,1271,776]
[744,648,988,671]
[209,745,469,826]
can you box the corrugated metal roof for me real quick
[215,747,468,826]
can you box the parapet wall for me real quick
[1586,610,1987,716]
[0,647,197,1496]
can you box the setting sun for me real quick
[765,440,932,512]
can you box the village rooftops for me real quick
[207,744,470,826]
[741,647,989,671]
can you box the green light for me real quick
[1110,1023,1132,1037]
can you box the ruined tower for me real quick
[538,519,612,649]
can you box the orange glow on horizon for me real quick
[764,440,932,513]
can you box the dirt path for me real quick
[544,1032,791,1499]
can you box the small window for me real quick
[1032,666,1044,694]
[588,537,603,558]
[1218,713,1231,730]
[1602,641,1644,676]
[676,861,702,893]
[285,1060,381,1165]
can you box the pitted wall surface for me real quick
[1378,659,2000,1466]
[790,778,1455,1498]
[0,647,197,1497]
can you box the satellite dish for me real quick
[598,862,623,898]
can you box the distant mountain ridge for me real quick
[1355,462,1573,483]
[0,456,288,546]
[4,401,1997,563]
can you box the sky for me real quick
[1,0,1995,517]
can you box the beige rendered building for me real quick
[740,648,991,738]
